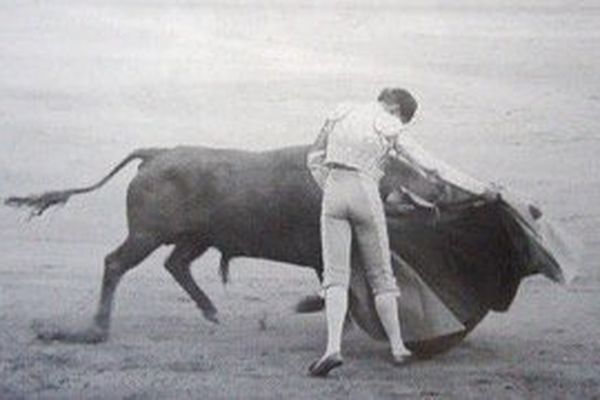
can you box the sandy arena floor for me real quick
[1,1,599,398]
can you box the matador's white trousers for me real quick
[321,168,400,297]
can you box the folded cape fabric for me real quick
[347,156,579,357]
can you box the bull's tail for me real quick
[4,148,164,218]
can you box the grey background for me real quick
[1,1,599,398]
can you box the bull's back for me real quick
[125,145,321,248]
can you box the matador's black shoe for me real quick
[308,353,343,377]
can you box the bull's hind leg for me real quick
[93,234,161,335]
[35,234,160,343]
[165,237,219,323]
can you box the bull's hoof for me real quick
[295,294,325,313]
[32,320,108,344]
[203,309,219,324]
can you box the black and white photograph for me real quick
[1,1,598,398]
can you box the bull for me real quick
[5,145,334,343]
[6,144,573,356]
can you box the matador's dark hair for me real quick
[377,88,418,123]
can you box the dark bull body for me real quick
[7,145,344,343]
[8,144,553,356]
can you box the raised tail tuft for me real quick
[4,148,164,218]
[5,191,72,219]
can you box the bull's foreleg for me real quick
[35,234,160,343]
[164,239,219,323]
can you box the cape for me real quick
[348,155,579,357]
